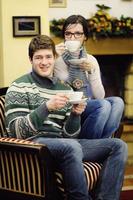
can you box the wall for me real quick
[48,0,133,20]
[0,0,4,87]
[0,0,49,87]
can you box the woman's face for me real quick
[64,23,86,46]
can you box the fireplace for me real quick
[95,55,133,120]
[83,37,133,120]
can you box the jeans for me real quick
[32,137,127,200]
[79,97,124,139]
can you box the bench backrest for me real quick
[0,96,8,137]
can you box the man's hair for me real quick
[62,15,89,40]
[28,35,57,60]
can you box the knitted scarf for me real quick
[62,48,92,98]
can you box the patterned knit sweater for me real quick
[5,71,81,139]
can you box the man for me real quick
[5,35,127,200]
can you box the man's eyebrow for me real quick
[34,55,42,57]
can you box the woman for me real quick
[54,15,124,139]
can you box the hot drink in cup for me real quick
[65,41,81,52]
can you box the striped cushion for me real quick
[83,161,102,190]
[0,96,7,137]
[55,161,102,197]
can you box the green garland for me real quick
[50,4,133,39]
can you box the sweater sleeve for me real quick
[5,87,50,139]
[54,57,69,81]
[63,112,81,138]
[86,54,105,99]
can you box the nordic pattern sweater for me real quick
[5,72,81,139]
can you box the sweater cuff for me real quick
[30,102,49,128]
[63,112,81,138]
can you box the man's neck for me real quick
[31,70,57,88]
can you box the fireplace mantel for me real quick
[52,37,133,55]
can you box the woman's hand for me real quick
[79,58,95,73]
[46,93,69,111]
[71,102,87,115]
[56,42,66,56]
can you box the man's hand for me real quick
[71,102,87,115]
[46,93,69,111]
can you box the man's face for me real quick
[30,49,55,78]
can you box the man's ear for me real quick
[29,57,32,64]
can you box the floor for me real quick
[120,150,133,199]
[123,164,133,191]
[121,123,133,196]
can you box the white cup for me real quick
[65,41,81,52]
[67,91,83,101]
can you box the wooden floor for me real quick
[122,164,133,190]
[120,123,133,190]
[120,164,133,200]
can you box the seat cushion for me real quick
[55,161,102,197]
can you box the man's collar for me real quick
[31,70,58,87]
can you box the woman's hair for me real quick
[62,15,89,40]
[28,35,57,60]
